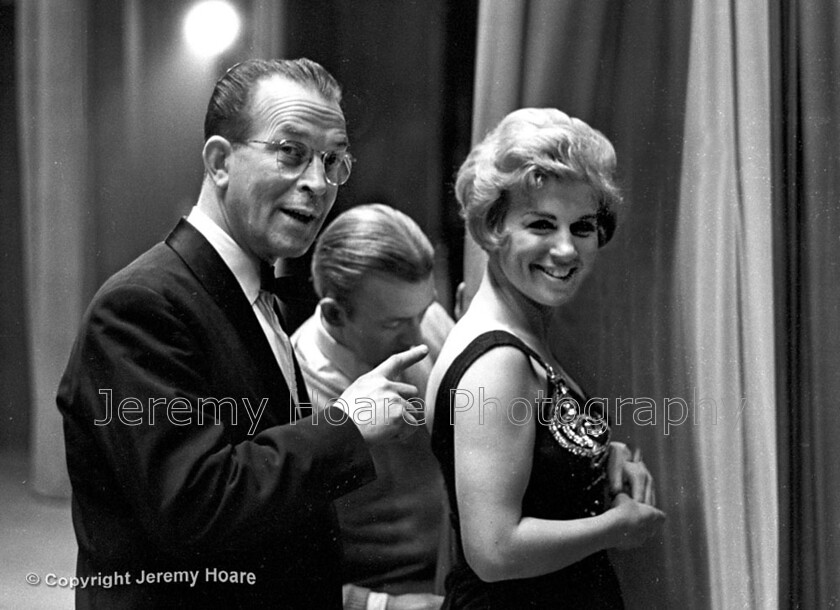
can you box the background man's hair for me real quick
[312,203,435,314]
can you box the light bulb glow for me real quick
[184,1,241,57]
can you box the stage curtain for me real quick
[674,1,777,608]
[776,1,840,606]
[17,0,92,498]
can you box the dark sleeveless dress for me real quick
[431,331,624,609]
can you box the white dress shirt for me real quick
[186,207,298,405]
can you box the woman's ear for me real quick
[203,136,233,189]
[319,298,347,328]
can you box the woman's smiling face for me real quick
[494,178,600,308]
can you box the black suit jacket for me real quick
[56,219,376,608]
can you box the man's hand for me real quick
[608,442,656,505]
[386,592,444,610]
[338,345,429,446]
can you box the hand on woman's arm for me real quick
[453,349,665,583]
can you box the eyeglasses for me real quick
[246,139,354,186]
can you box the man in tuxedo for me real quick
[56,58,426,608]
[291,204,454,610]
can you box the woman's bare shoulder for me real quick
[427,318,542,406]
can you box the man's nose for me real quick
[297,154,329,195]
[401,320,424,349]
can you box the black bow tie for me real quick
[259,262,302,302]
[259,261,278,293]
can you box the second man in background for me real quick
[292,204,453,610]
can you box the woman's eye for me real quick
[528,220,555,231]
[571,221,597,236]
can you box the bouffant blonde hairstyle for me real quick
[454,108,622,251]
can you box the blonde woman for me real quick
[426,109,665,608]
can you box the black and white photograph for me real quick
[0,1,836,608]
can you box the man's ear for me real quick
[203,136,233,189]
[320,297,348,328]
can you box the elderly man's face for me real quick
[222,76,348,262]
[342,273,437,369]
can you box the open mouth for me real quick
[534,264,576,281]
[282,209,317,224]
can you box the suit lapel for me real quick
[164,218,303,425]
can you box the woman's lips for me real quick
[534,264,576,281]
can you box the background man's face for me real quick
[222,76,348,261]
[341,272,436,369]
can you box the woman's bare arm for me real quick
[453,347,664,582]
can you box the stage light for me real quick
[184,1,241,57]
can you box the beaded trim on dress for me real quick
[543,364,610,468]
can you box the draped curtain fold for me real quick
[779,2,840,606]
[674,2,777,608]
[17,0,91,498]
[468,1,779,607]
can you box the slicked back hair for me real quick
[312,204,435,315]
[204,58,342,143]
